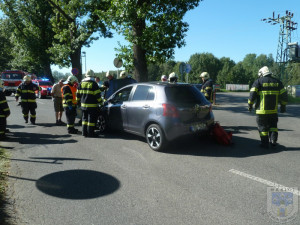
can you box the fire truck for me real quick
[1,70,26,96]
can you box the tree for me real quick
[216,57,236,88]
[188,53,222,83]
[105,0,203,82]
[46,0,112,81]
[0,18,14,71]
[0,0,56,81]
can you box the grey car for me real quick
[99,82,214,151]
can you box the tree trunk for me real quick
[133,19,148,82]
[43,63,54,83]
[70,48,83,82]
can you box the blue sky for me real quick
[52,0,300,74]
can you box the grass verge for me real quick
[0,148,10,225]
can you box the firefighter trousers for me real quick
[0,116,6,138]
[21,102,37,123]
[82,109,98,137]
[256,114,278,145]
[65,106,77,132]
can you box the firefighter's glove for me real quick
[280,105,286,113]
[68,105,73,111]
[248,104,253,112]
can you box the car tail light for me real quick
[162,103,179,118]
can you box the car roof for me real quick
[130,81,194,87]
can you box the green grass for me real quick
[0,148,10,225]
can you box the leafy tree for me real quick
[0,18,14,71]
[0,0,56,81]
[105,0,203,82]
[46,0,112,81]
[216,57,236,88]
[188,53,222,83]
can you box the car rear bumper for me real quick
[163,115,214,141]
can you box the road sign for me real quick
[71,68,79,75]
[186,64,192,73]
[113,58,123,68]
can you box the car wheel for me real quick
[97,114,107,133]
[146,124,167,151]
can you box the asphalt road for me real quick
[1,92,300,225]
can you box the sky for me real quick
[52,0,300,74]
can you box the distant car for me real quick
[33,79,53,99]
[98,82,214,151]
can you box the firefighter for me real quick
[62,75,78,134]
[248,66,288,148]
[161,75,168,82]
[15,75,41,124]
[77,69,103,137]
[0,79,10,140]
[168,72,178,83]
[200,72,213,103]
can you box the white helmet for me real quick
[106,71,112,78]
[168,72,178,83]
[66,75,78,84]
[23,75,32,82]
[0,79,4,89]
[85,69,95,77]
[120,71,127,78]
[258,66,272,77]
[161,75,167,81]
[200,72,210,80]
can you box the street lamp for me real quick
[81,51,86,73]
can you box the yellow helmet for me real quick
[200,72,210,80]
[23,75,32,82]
[258,66,272,77]
[85,69,95,77]
[66,75,78,84]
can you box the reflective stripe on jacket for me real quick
[0,92,10,117]
[201,79,213,103]
[76,78,103,110]
[15,82,40,103]
[62,84,77,107]
[248,75,288,114]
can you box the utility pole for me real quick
[261,10,298,80]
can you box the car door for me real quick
[106,86,133,131]
[125,85,155,134]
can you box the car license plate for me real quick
[190,123,207,132]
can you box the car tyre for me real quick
[97,114,107,133]
[146,124,167,151]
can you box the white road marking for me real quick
[229,169,300,196]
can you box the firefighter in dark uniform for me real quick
[0,79,10,140]
[248,66,288,148]
[62,75,78,134]
[200,72,213,103]
[15,75,41,124]
[77,69,103,137]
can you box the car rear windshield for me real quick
[38,81,53,86]
[1,73,23,79]
[165,85,209,104]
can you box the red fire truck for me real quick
[1,70,26,96]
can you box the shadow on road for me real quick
[4,132,77,145]
[6,170,120,199]
[0,157,92,165]
[36,170,120,199]
[163,132,299,158]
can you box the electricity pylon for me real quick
[261,10,298,80]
